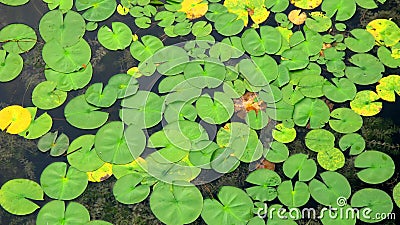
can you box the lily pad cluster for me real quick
[0,0,399,224]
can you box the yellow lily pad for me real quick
[350,90,382,116]
[288,9,307,25]
[87,162,113,182]
[290,0,322,9]
[117,4,130,15]
[224,0,270,26]
[366,19,400,47]
[179,0,208,20]
[0,105,31,134]
[376,75,400,102]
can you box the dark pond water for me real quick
[1,0,400,224]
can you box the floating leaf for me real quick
[376,75,400,102]
[39,10,85,47]
[297,75,325,98]
[0,23,37,54]
[280,49,309,70]
[277,180,310,207]
[245,110,268,130]
[196,92,234,124]
[305,129,335,152]
[40,162,88,200]
[322,78,356,103]
[184,60,226,88]
[0,105,31,134]
[350,90,382,116]
[87,163,113,182]
[290,0,322,9]
[366,19,400,47]
[117,4,129,15]
[354,150,395,184]
[0,0,29,6]
[224,0,270,26]
[202,186,253,225]
[283,153,317,181]
[44,63,93,92]
[288,9,307,25]
[329,108,363,133]
[214,13,244,36]
[272,123,296,143]
[377,46,400,68]
[293,98,330,128]
[246,169,281,202]
[151,182,203,224]
[130,35,164,62]
[345,53,384,85]
[192,21,212,37]
[265,141,289,163]
[305,12,332,33]
[317,148,345,171]
[32,81,67,110]
[107,73,138,99]
[0,50,23,82]
[86,221,113,225]
[309,171,351,207]
[339,133,365,155]
[0,179,43,215]
[241,26,282,55]
[113,173,150,204]
[393,182,400,208]
[85,83,118,108]
[322,0,356,21]
[19,107,52,139]
[67,135,104,172]
[36,200,90,225]
[64,95,109,129]
[75,0,116,22]
[344,29,375,53]
[265,0,289,12]
[351,188,393,223]
[98,22,132,50]
[38,131,69,157]
[179,0,208,19]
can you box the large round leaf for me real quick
[42,38,91,73]
[32,81,67,110]
[350,90,382,116]
[113,173,150,204]
[344,29,375,53]
[0,105,31,134]
[305,129,335,152]
[339,133,365,155]
[317,148,345,171]
[241,26,282,56]
[354,150,395,184]
[0,0,29,6]
[184,60,226,88]
[322,78,356,103]
[322,0,356,21]
[376,75,400,102]
[245,169,281,202]
[36,200,90,225]
[130,35,164,62]
[0,23,37,54]
[345,54,384,85]
[67,135,104,172]
[107,73,139,99]
[40,162,88,200]
[293,98,330,129]
[214,13,244,36]
[329,108,363,133]
[0,179,43,215]
[150,182,203,225]
[202,186,253,225]
[19,107,52,139]
[75,0,116,22]
[85,83,118,108]
[196,92,234,124]
[309,172,351,207]
[366,19,400,47]
[264,141,289,163]
[64,95,109,129]
[283,153,317,181]
[98,22,132,50]
[44,63,93,92]
[351,188,393,223]
[272,123,296,143]
[277,181,310,208]
[38,131,70,157]
[0,50,23,82]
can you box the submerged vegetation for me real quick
[0,0,400,224]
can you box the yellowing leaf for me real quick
[87,163,113,182]
[350,90,382,116]
[0,105,31,134]
[224,0,269,26]
[117,4,130,15]
[366,19,400,47]
[290,0,322,9]
[288,9,307,25]
[376,75,400,102]
[391,44,400,59]
[179,0,208,20]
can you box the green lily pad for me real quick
[42,0,73,11]
[317,148,345,171]
[42,38,91,73]
[120,91,164,128]
[245,110,269,130]
[130,35,164,62]
[290,0,322,9]
[164,101,197,123]
[305,129,335,152]
[98,22,132,50]
[393,182,400,208]
[196,92,234,124]
[339,133,365,155]
[202,186,253,225]
[184,60,226,88]
[0,23,37,54]
[241,26,282,56]
[40,162,88,200]
[272,123,296,143]
[265,0,289,12]
[297,75,325,98]
[210,147,240,173]
[376,75,400,102]
[112,158,148,179]
[329,108,363,133]
[354,150,395,184]
[113,173,150,204]
[19,107,53,139]
[75,0,116,22]
[150,182,203,224]
[192,21,212,37]
[64,95,109,129]
[214,13,244,36]
[39,10,85,47]
[322,0,356,21]
[345,53,384,85]
[322,78,356,103]
[32,81,67,110]
[231,128,263,163]
[283,153,317,181]
[86,221,113,225]
[36,200,90,225]
[67,135,104,172]
[0,0,29,6]
[264,141,289,163]
[85,83,118,108]
[245,169,281,202]
[0,179,43,215]
[350,90,382,116]
[351,188,393,223]
[44,63,93,92]
[188,141,219,169]
[0,50,23,82]
[238,59,268,87]
[280,49,309,70]
[305,12,332,33]
[344,29,375,53]
[277,180,310,207]
[293,98,330,129]
[266,99,294,121]
[309,171,351,207]
[95,121,146,164]
[107,73,139,99]
[38,131,69,157]
[377,46,400,68]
